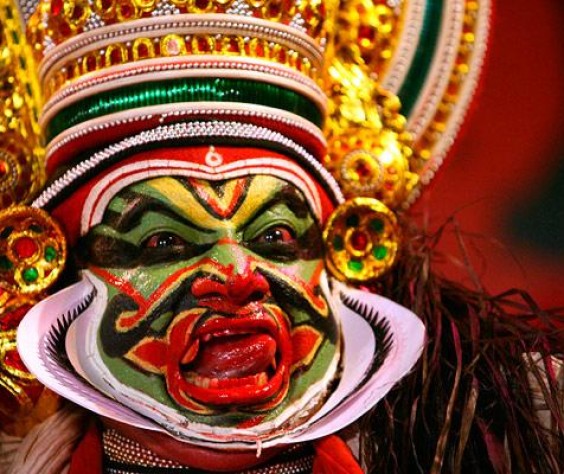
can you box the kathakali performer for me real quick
[0,0,562,472]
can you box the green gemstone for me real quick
[0,255,12,271]
[44,246,57,262]
[22,267,39,283]
[332,235,344,251]
[348,260,364,272]
[370,218,384,233]
[373,245,388,260]
[345,214,359,228]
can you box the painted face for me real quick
[82,174,340,433]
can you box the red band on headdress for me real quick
[51,146,336,247]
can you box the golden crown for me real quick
[0,0,491,289]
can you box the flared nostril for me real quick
[248,290,266,302]
[226,270,270,305]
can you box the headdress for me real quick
[0,0,490,448]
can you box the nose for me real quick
[191,251,270,306]
[225,265,270,305]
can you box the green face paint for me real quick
[83,175,340,429]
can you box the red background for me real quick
[411,0,564,308]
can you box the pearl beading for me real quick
[403,0,491,207]
[103,428,314,474]
[104,429,184,468]
[40,14,323,83]
[44,103,326,162]
[33,120,344,209]
[15,0,38,22]
[41,57,326,126]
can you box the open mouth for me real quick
[182,332,277,388]
[168,310,292,409]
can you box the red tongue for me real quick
[189,333,276,379]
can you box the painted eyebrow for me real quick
[105,192,214,234]
[238,186,311,232]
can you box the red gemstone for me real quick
[60,21,71,36]
[303,5,313,22]
[13,236,38,259]
[137,43,149,58]
[228,38,238,53]
[197,37,210,52]
[110,48,123,65]
[51,0,63,16]
[268,1,281,17]
[356,160,371,178]
[358,25,375,43]
[351,230,369,251]
[86,54,97,72]
[0,303,32,330]
[4,350,29,373]
[120,3,133,19]
[73,6,84,21]
[0,160,7,178]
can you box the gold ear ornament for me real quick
[0,206,67,296]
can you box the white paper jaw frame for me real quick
[18,271,424,450]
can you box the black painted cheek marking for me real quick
[258,268,338,342]
[100,278,199,357]
[79,234,141,269]
[101,294,141,357]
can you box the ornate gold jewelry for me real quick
[0,0,491,286]
[0,206,67,295]
[0,0,45,207]
[323,197,400,282]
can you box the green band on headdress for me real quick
[46,78,324,142]
[398,0,443,115]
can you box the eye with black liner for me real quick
[246,225,299,261]
[79,233,142,269]
[140,231,209,264]
[143,232,186,249]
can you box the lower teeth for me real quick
[185,372,269,389]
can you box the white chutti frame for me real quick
[18,272,424,450]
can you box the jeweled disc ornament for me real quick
[323,197,399,282]
[0,206,67,296]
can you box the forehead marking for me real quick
[140,176,285,230]
[82,159,325,234]
[188,177,249,220]
[204,146,224,167]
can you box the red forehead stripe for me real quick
[51,146,336,246]
[45,112,326,177]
